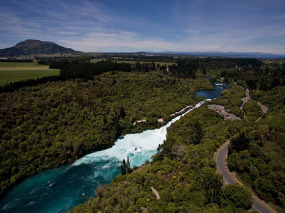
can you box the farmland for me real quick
[0,62,59,85]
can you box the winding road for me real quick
[216,141,273,213]
[240,88,251,118]
[239,86,269,117]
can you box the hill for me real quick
[149,51,285,59]
[0,39,82,56]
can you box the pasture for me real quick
[0,62,60,85]
[90,58,175,67]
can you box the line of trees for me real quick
[60,61,132,79]
[168,58,263,79]
[132,61,156,72]
[0,75,64,93]
[37,56,92,68]
[169,60,197,78]
[0,61,132,93]
[221,62,285,91]
[0,59,33,62]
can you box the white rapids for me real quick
[72,99,208,168]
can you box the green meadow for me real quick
[0,62,60,85]
[113,60,175,66]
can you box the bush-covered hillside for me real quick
[228,86,285,210]
[71,105,252,212]
[0,71,212,198]
[71,59,285,212]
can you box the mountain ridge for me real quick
[1,39,285,59]
[0,39,82,56]
[138,51,285,59]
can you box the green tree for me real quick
[201,167,223,204]
[120,157,131,175]
[191,121,203,144]
[135,61,141,71]
[229,132,250,153]
[221,184,252,210]
[269,77,281,89]
[259,79,268,91]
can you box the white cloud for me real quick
[58,27,285,54]
[58,31,78,35]
[0,12,41,34]
[1,0,285,54]
[186,29,200,34]
[59,30,220,52]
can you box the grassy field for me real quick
[90,58,175,66]
[90,58,109,63]
[113,60,175,66]
[0,62,60,85]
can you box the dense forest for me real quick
[0,60,159,93]
[71,104,253,212]
[0,70,212,198]
[0,60,132,93]
[212,84,245,118]
[228,86,285,209]
[168,58,263,80]
[223,60,285,91]
[70,58,285,212]
[60,61,132,79]
[0,57,284,212]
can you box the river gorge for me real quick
[0,82,229,213]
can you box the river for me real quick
[0,82,229,213]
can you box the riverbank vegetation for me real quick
[71,105,253,212]
[0,70,212,198]
[212,83,245,118]
[228,87,285,211]
[243,99,263,121]
[71,58,284,212]
[226,60,285,211]
[224,59,285,91]
[1,57,284,212]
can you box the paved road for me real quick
[216,141,273,213]
[239,86,269,116]
[257,102,269,114]
[209,104,241,121]
[240,88,251,118]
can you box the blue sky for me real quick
[0,0,285,53]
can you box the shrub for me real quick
[221,184,252,210]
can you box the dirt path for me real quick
[151,186,160,200]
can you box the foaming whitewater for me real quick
[0,101,207,213]
[73,100,207,168]
[0,82,228,213]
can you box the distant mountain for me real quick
[0,39,82,56]
[148,51,285,59]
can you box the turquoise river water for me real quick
[0,82,229,213]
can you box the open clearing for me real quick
[0,62,59,85]
[0,62,48,68]
[113,60,175,66]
